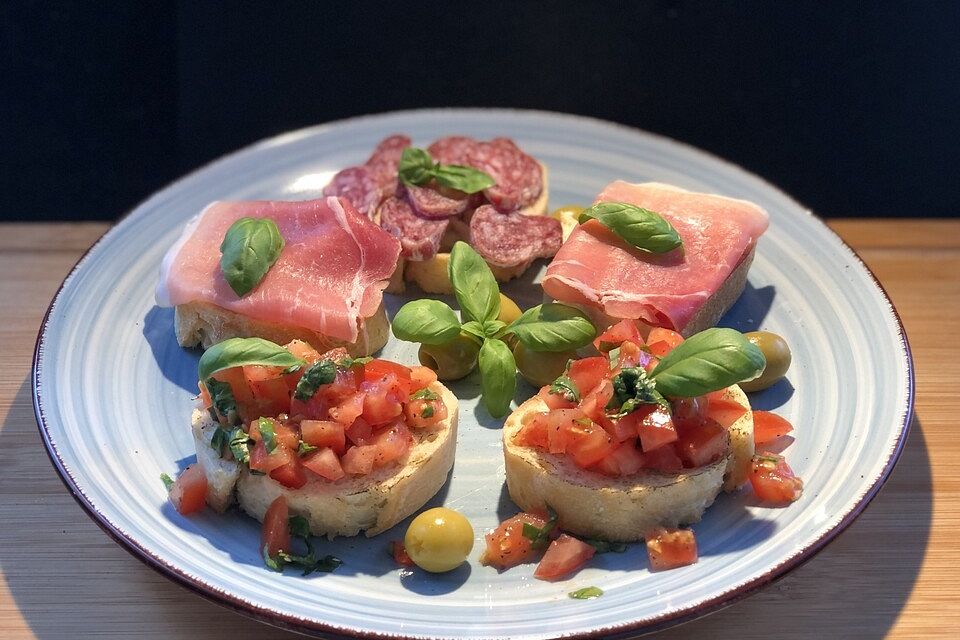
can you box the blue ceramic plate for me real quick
[33,109,913,639]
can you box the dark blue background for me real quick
[3,1,958,221]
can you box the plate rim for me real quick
[31,107,915,639]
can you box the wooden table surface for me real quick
[1,220,956,639]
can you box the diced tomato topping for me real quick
[592,454,622,476]
[371,420,412,467]
[565,421,616,468]
[169,464,208,515]
[593,319,643,352]
[301,447,345,481]
[341,444,378,475]
[671,395,709,429]
[645,527,697,571]
[248,439,295,474]
[567,356,609,397]
[646,328,684,357]
[704,395,748,429]
[261,496,290,558]
[481,512,552,570]
[242,365,290,417]
[248,417,299,451]
[269,458,308,489]
[675,418,728,467]
[534,534,596,580]
[198,381,212,409]
[283,339,323,364]
[527,409,586,454]
[642,443,684,472]
[750,452,803,504]
[607,440,645,475]
[537,385,577,410]
[300,420,346,455]
[361,384,403,426]
[514,413,549,448]
[318,347,351,362]
[319,367,362,406]
[605,412,639,443]
[289,394,328,421]
[579,379,614,423]
[345,418,373,445]
[329,391,365,425]
[753,411,794,445]
[390,540,415,567]
[405,397,447,428]
[408,366,438,392]
[363,360,413,395]
[632,405,679,452]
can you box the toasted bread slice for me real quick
[191,381,458,538]
[501,385,753,542]
[174,300,390,357]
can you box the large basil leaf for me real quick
[504,303,596,352]
[397,147,436,186]
[449,241,500,324]
[198,337,305,382]
[649,328,766,397]
[578,202,682,254]
[391,299,462,345]
[433,164,495,194]
[478,338,516,418]
[219,217,285,297]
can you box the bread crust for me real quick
[174,300,390,357]
[191,382,458,539]
[502,385,753,542]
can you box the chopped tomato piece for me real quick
[753,411,794,445]
[390,540,414,567]
[514,413,549,448]
[248,417,299,450]
[408,366,438,392]
[534,534,596,580]
[341,444,378,475]
[405,397,447,428]
[671,395,710,429]
[169,464,208,515]
[371,421,412,467]
[318,347,351,362]
[630,405,678,452]
[565,421,616,468]
[248,439,295,474]
[289,394,328,421]
[537,385,577,410]
[528,409,587,454]
[319,366,363,406]
[269,458,308,489]
[567,356,609,397]
[593,319,642,352]
[284,339,322,364]
[579,379,614,423]
[363,360,413,395]
[592,454,622,476]
[242,365,290,417]
[345,418,373,445]
[300,420,346,455]
[750,452,803,504]
[329,392,365,426]
[481,512,551,570]
[675,418,728,467]
[645,527,697,571]
[704,395,748,429]
[646,328,684,357]
[301,447,345,481]
[261,496,290,558]
[361,385,403,426]
[605,412,638,443]
[642,443,684,472]
[609,440,645,475]
[198,381,212,408]
[211,367,257,423]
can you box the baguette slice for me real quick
[502,385,753,542]
[191,381,458,538]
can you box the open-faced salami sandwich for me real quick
[323,134,560,294]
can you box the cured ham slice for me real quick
[542,182,768,333]
[156,196,401,343]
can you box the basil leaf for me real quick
[198,337,304,382]
[584,538,628,554]
[228,428,252,464]
[650,328,766,397]
[549,373,580,403]
[160,473,174,492]
[220,217,285,297]
[258,417,278,453]
[449,242,500,324]
[460,320,486,342]
[505,303,596,352]
[205,378,239,426]
[263,544,284,572]
[337,356,373,368]
[521,509,558,550]
[210,426,230,456]
[433,164,495,194]
[578,202,682,254]
[288,515,311,540]
[397,147,436,186]
[294,359,336,401]
[410,388,440,401]
[483,319,506,337]
[606,367,669,417]
[478,338,516,418]
[569,586,604,600]
[298,441,317,456]
[392,299,462,345]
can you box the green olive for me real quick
[740,331,792,392]
[418,333,481,381]
[497,293,523,325]
[404,507,475,573]
[513,341,577,388]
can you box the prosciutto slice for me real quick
[156,196,401,343]
[542,182,769,332]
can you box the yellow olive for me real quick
[418,333,481,381]
[740,331,792,392]
[404,507,475,573]
[497,293,523,325]
[513,341,577,388]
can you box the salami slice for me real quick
[469,205,562,268]
[468,138,543,213]
[378,196,449,261]
[427,135,481,165]
[365,134,411,198]
[322,166,382,219]
[402,183,472,219]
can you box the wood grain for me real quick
[0,220,956,639]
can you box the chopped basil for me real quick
[160,473,174,492]
[262,544,284,572]
[210,426,230,456]
[258,418,278,453]
[607,346,621,370]
[228,428,252,464]
[420,405,435,419]
[289,515,311,539]
[606,367,669,418]
[338,356,373,369]
[294,359,336,401]
[568,586,604,600]
[548,373,580,403]
[573,417,593,427]
[521,509,558,551]
[584,538,628,554]
[410,388,440,401]
[262,516,343,575]
[205,377,239,426]
[298,441,317,456]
